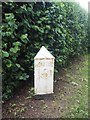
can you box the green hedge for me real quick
[2,2,88,100]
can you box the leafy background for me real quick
[2,2,88,100]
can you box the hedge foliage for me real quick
[2,2,88,100]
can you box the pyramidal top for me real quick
[34,46,55,59]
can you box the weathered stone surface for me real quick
[34,46,55,95]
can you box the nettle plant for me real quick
[2,2,88,100]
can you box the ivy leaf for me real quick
[20,34,28,43]
[13,41,21,46]
[21,34,28,39]
[2,51,9,58]
[16,63,21,68]
[19,73,29,80]
[46,25,50,29]
[10,47,19,53]
[6,60,12,68]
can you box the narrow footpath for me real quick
[2,55,88,118]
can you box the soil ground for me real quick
[2,55,88,118]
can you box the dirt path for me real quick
[2,55,88,118]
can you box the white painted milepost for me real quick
[34,46,55,95]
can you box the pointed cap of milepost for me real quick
[34,46,55,59]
